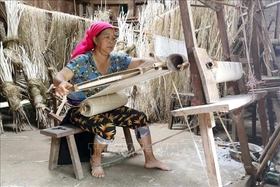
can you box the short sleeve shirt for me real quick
[66,51,131,101]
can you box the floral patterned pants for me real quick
[69,106,149,141]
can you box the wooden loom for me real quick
[175,1,270,186]
[171,48,267,187]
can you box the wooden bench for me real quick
[168,92,194,129]
[40,124,84,179]
[41,123,135,180]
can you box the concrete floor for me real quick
[0,122,257,187]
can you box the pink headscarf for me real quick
[70,21,114,59]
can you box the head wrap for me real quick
[70,21,114,59]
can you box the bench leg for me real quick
[49,137,60,170]
[66,135,84,179]
[122,127,135,152]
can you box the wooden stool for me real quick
[168,92,194,130]
[41,124,135,179]
[41,125,85,179]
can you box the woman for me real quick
[53,21,171,178]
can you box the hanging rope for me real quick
[236,2,263,94]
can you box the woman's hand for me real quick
[55,81,73,97]
[53,67,74,97]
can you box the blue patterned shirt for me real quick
[66,51,131,101]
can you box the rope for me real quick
[216,112,242,162]
[96,123,200,167]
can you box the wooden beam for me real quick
[179,0,204,106]
[231,108,256,176]
[179,1,222,186]
[255,130,280,179]
[251,2,269,146]
[263,1,280,9]
[198,113,222,187]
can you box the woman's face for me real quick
[94,28,116,54]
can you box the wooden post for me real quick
[216,4,255,176]
[230,109,255,175]
[251,4,269,146]
[251,102,257,141]
[179,1,222,186]
[127,0,135,18]
[198,113,222,187]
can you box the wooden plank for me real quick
[193,48,220,103]
[40,125,84,138]
[171,91,267,116]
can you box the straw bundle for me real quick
[125,23,137,57]
[93,6,111,22]
[45,12,85,72]
[20,46,50,128]
[2,0,23,71]
[0,43,32,132]
[114,10,128,54]
[17,4,48,83]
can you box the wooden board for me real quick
[193,47,220,103]
[171,91,267,116]
[40,125,83,138]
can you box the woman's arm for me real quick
[127,57,156,69]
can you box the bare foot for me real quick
[90,156,105,178]
[144,159,171,171]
